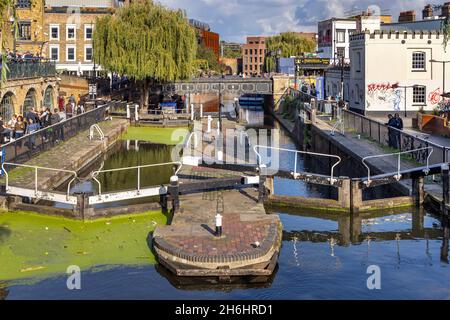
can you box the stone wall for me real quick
[58,74,89,99]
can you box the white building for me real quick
[317,18,357,64]
[348,29,450,117]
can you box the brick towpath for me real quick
[153,188,282,276]
[2,119,128,191]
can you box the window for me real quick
[66,24,76,40]
[16,0,31,8]
[50,24,59,40]
[348,29,357,36]
[413,86,426,104]
[18,21,31,40]
[84,24,93,40]
[49,45,59,62]
[336,29,345,43]
[336,47,345,59]
[85,45,93,61]
[412,51,426,71]
[249,49,253,55]
[66,45,76,61]
[244,49,248,55]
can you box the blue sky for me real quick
[158,0,430,42]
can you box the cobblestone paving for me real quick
[3,119,128,190]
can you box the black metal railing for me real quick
[1,59,57,80]
[341,109,448,165]
[1,104,110,165]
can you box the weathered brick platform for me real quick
[153,188,282,278]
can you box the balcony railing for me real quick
[1,59,57,80]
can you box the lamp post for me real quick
[430,59,450,103]
[218,72,224,133]
[396,84,419,118]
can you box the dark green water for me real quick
[2,120,450,300]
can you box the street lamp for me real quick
[430,59,450,103]
[396,84,420,118]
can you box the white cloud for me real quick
[158,0,432,42]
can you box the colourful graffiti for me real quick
[428,88,450,106]
[366,82,402,111]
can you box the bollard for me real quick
[442,164,449,214]
[168,175,180,214]
[215,213,222,237]
[217,120,220,136]
[207,115,213,133]
[134,104,139,122]
[126,104,131,119]
[191,104,195,121]
[200,104,203,118]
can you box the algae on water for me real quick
[0,210,166,285]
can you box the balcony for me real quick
[1,59,57,81]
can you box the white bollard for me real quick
[217,150,223,162]
[217,120,220,136]
[207,115,212,133]
[126,104,131,119]
[215,213,222,237]
[200,104,203,118]
[135,104,139,121]
[126,140,130,151]
[191,104,195,121]
[135,140,139,152]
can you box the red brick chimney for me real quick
[399,10,416,22]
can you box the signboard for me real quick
[295,58,330,66]
[89,83,97,99]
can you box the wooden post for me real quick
[442,164,449,215]
[350,179,362,213]
[337,177,351,210]
[168,175,180,214]
[412,176,425,207]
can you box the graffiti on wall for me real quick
[428,88,450,106]
[366,82,401,111]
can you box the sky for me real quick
[158,0,432,43]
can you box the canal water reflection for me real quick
[1,118,450,299]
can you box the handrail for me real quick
[91,161,183,195]
[89,124,105,141]
[253,145,341,184]
[184,131,199,149]
[362,147,434,186]
[1,162,77,200]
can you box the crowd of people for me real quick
[0,94,86,145]
[386,113,404,149]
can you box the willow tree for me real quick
[93,0,197,109]
[264,32,316,73]
[0,0,16,84]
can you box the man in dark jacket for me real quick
[386,114,398,149]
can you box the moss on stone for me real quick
[120,126,189,145]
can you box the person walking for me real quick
[386,114,398,149]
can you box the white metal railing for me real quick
[1,162,78,201]
[253,145,342,184]
[362,147,434,186]
[184,131,199,149]
[91,161,183,195]
[89,124,105,141]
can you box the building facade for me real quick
[348,30,450,117]
[317,18,357,64]
[44,0,123,76]
[242,36,266,77]
[189,19,220,60]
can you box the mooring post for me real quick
[215,213,223,237]
[168,175,180,214]
[200,104,203,118]
[160,193,168,212]
[442,164,449,215]
[191,104,195,121]
[412,176,425,207]
[126,104,131,120]
[134,104,139,122]
[258,164,267,203]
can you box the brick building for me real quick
[242,36,266,77]
[189,19,220,60]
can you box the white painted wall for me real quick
[349,31,450,115]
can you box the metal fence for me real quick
[1,104,110,165]
[342,109,448,165]
[2,60,57,80]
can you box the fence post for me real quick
[442,164,449,214]
[337,177,351,210]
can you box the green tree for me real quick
[196,43,219,72]
[0,0,17,84]
[93,0,197,109]
[264,32,316,73]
